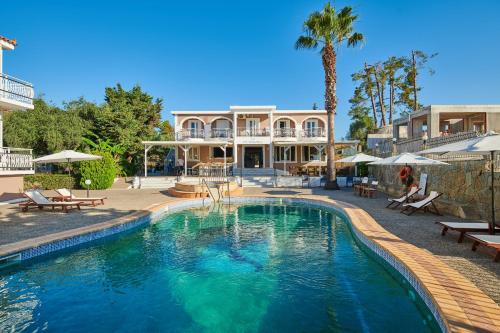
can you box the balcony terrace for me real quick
[0,73,34,110]
[0,147,34,175]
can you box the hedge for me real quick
[77,151,117,190]
[24,174,76,190]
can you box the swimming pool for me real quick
[0,202,440,332]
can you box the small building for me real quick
[144,105,359,176]
[0,35,35,196]
[393,105,500,141]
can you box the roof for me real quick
[0,35,17,46]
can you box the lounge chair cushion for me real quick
[403,191,440,209]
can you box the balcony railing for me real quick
[237,127,270,137]
[274,128,296,138]
[0,147,33,172]
[301,128,326,138]
[0,73,34,106]
[175,129,205,141]
[210,128,233,139]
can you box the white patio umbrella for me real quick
[336,153,382,176]
[418,132,499,234]
[33,150,102,193]
[368,152,449,166]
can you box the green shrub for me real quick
[24,174,76,190]
[77,151,117,189]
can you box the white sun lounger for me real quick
[386,187,420,209]
[465,234,500,262]
[437,222,500,243]
[55,188,106,206]
[401,191,442,216]
[20,190,83,213]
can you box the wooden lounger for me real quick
[400,191,442,216]
[465,234,500,262]
[386,187,420,209]
[55,188,106,206]
[20,190,83,213]
[362,181,378,198]
[437,222,500,243]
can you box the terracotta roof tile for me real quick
[0,35,17,46]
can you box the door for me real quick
[188,120,200,138]
[244,147,263,168]
[277,119,290,137]
[305,119,318,137]
[246,118,259,136]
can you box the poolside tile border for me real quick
[0,195,499,333]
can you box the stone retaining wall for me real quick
[371,159,500,220]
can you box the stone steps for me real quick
[241,176,275,188]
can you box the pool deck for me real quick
[1,187,499,332]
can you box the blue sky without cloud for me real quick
[2,0,500,139]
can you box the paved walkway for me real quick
[0,186,498,304]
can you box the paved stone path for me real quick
[0,186,498,304]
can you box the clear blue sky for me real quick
[3,0,500,139]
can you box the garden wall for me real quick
[371,159,500,220]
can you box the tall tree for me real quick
[403,50,437,112]
[347,86,375,149]
[383,56,405,124]
[371,63,387,127]
[352,65,378,126]
[295,3,363,189]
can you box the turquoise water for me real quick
[0,203,440,332]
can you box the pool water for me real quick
[0,203,440,332]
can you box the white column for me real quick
[0,48,3,74]
[233,112,238,169]
[180,145,190,176]
[144,145,152,177]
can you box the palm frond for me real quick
[347,32,364,47]
[295,36,319,50]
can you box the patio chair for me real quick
[19,190,83,213]
[362,181,378,198]
[437,221,500,243]
[465,234,500,262]
[400,191,443,216]
[55,188,106,206]
[386,187,420,209]
[353,177,368,196]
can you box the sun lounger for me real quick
[437,222,500,243]
[55,188,106,206]
[400,191,442,216]
[19,190,82,213]
[386,187,420,209]
[465,234,500,262]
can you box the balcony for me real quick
[210,128,233,140]
[0,73,34,110]
[237,127,270,137]
[175,129,205,141]
[0,147,34,175]
[301,128,326,138]
[274,128,296,138]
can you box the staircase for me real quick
[138,177,177,189]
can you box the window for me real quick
[274,146,296,162]
[214,119,230,129]
[212,147,233,158]
[303,146,326,161]
[277,119,290,129]
[246,118,260,130]
[187,147,199,161]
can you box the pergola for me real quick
[142,141,233,177]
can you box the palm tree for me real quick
[295,3,363,189]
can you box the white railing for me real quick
[0,147,33,172]
[0,73,34,106]
[300,128,326,138]
[175,129,205,140]
[274,128,296,138]
[210,128,233,139]
[237,127,270,137]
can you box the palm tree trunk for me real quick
[322,43,339,190]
